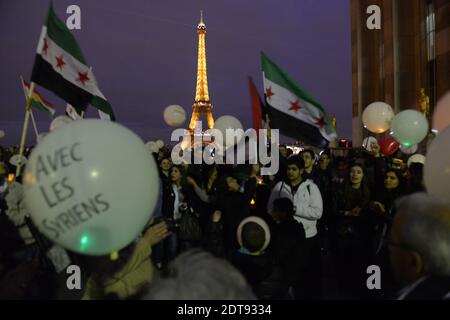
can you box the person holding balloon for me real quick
[79,220,171,300]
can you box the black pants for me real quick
[293,235,322,299]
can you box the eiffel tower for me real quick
[188,11,215,136]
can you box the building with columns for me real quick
[351,0,450,146]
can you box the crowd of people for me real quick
[0,141,449,300]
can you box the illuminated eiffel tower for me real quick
[188,11,215,137]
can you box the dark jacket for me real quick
[270,217,306,285]
[398,276,450,300]
[215,178,257,250]
[231,250,288,300]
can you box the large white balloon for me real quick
[163,105,186,127]
[214,115,244,150]
[390,110,429,147]
[0,129,5,138]
[23,120,159,255]
[362,102,394,134]
[432,91,450,133]
[399,144,418,155]
[50,115,73,132]
[407,154,425,167]
[424,127,450,199]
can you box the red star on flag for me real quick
[265,87,274,100]
[55,55,66,70]
[289,100,302,112]
[315,116,327,128]
[43,38,49,55]
[77,71,90,85]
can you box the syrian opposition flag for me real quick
[261,52,337,147]
[30,2,115,120]
[21,78,56,117]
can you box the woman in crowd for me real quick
[406,162,425,194]
[158,157,172,184]
[213,174,257,252]
[161,165,189,263]
[368,169,407,298]
[369,169,406,251]
[334,163,371,296]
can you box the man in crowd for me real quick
[389,193,450,300]
[267,155,323,299]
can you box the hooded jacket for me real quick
[267,179,323,238]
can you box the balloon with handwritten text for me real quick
[23,120,159,255]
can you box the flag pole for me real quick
[30,110,40,141]
[265,113,272,144]
[19,75,39,142]
[16,81,36,177]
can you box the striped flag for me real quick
[30,1,115,120]
[21,77,56,117]
[261,52,337,147]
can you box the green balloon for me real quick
[390,110,429,146]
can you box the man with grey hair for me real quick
[389,192,450,300]
[142,249,255,300]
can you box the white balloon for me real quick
[50,115,73,132]
[390,110,429,147]
[163,104,186,127]
[407,154,425,167]
[362,102,394,134]
[424,127,450,199]
[9,154,27,167]
[0,129,5,138]
[214,115,244,149]
[399,144,418,155]
[362,136,378,152]
[23,119,159,255]
[156,140,164,149]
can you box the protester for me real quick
[299,149,316,181]
[80,220,170,300]
[158,157,172,183]
[142,249,255,300]
[389,193,450,300]
[230,216,285,299]
[267,155,323,299]
[270,198,306,298]
[334,163,371,296]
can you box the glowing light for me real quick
[7,174,15,184]
[80,235,90,250]
[250,198,256,206]
[91,170,99,178]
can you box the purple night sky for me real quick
[0,0,351,146]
